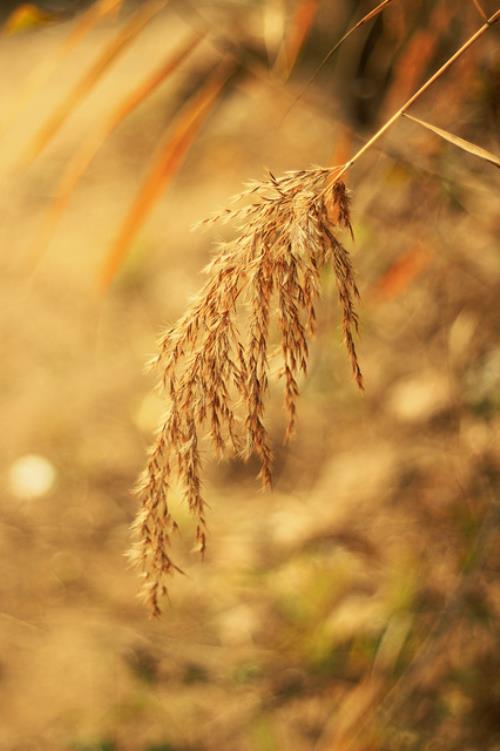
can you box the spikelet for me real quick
[130,168,363,616]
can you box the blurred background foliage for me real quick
[0,1,499,750]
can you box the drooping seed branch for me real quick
[131,171,362,615]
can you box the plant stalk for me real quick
[326,9,500,189]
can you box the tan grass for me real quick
[130,6,499,616]
[403,113,500,168]
[129,169,363,616]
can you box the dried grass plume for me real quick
[129,168,363,616]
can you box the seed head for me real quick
[130,168,363,615]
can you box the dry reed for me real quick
[130,8,499,616]
[129,168,363,615]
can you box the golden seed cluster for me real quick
[130,169,363,616]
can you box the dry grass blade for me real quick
[274,0,320,79]
[0,0,123,140]
[288,0,394,111]
[131,167,363,616]
[314,677,383,751]
[58,0,124,46]
[403,112,500,168]
[130,5,500,617]
[32,31,204,266]
[23,0,168,164]
[99,60,234,289]
[325,9,500,190]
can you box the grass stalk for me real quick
[326,9,500,189]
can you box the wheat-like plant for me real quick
[129,169,363,615]
[130,8,499,616]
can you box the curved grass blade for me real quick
[403,112,500,168]
[23,0,168,164]
[32,30,204,265]
[100,60,234,289]
[286,0,395,113]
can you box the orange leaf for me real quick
[381,5,448,117]
[32,31,204,264]
[329,125,354,174]
[58,0,124,50]
[381,30,437,117]
[372,244,430,299]
[275,0,320,78]
[100,60,234,289]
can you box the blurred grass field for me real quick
[0,2,499,750]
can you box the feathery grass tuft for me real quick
[129,168,363,616]
[130,5,499,616]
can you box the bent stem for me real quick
[325,9,500,190]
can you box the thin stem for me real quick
[326,9,500,190]
[286,0,395,116]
